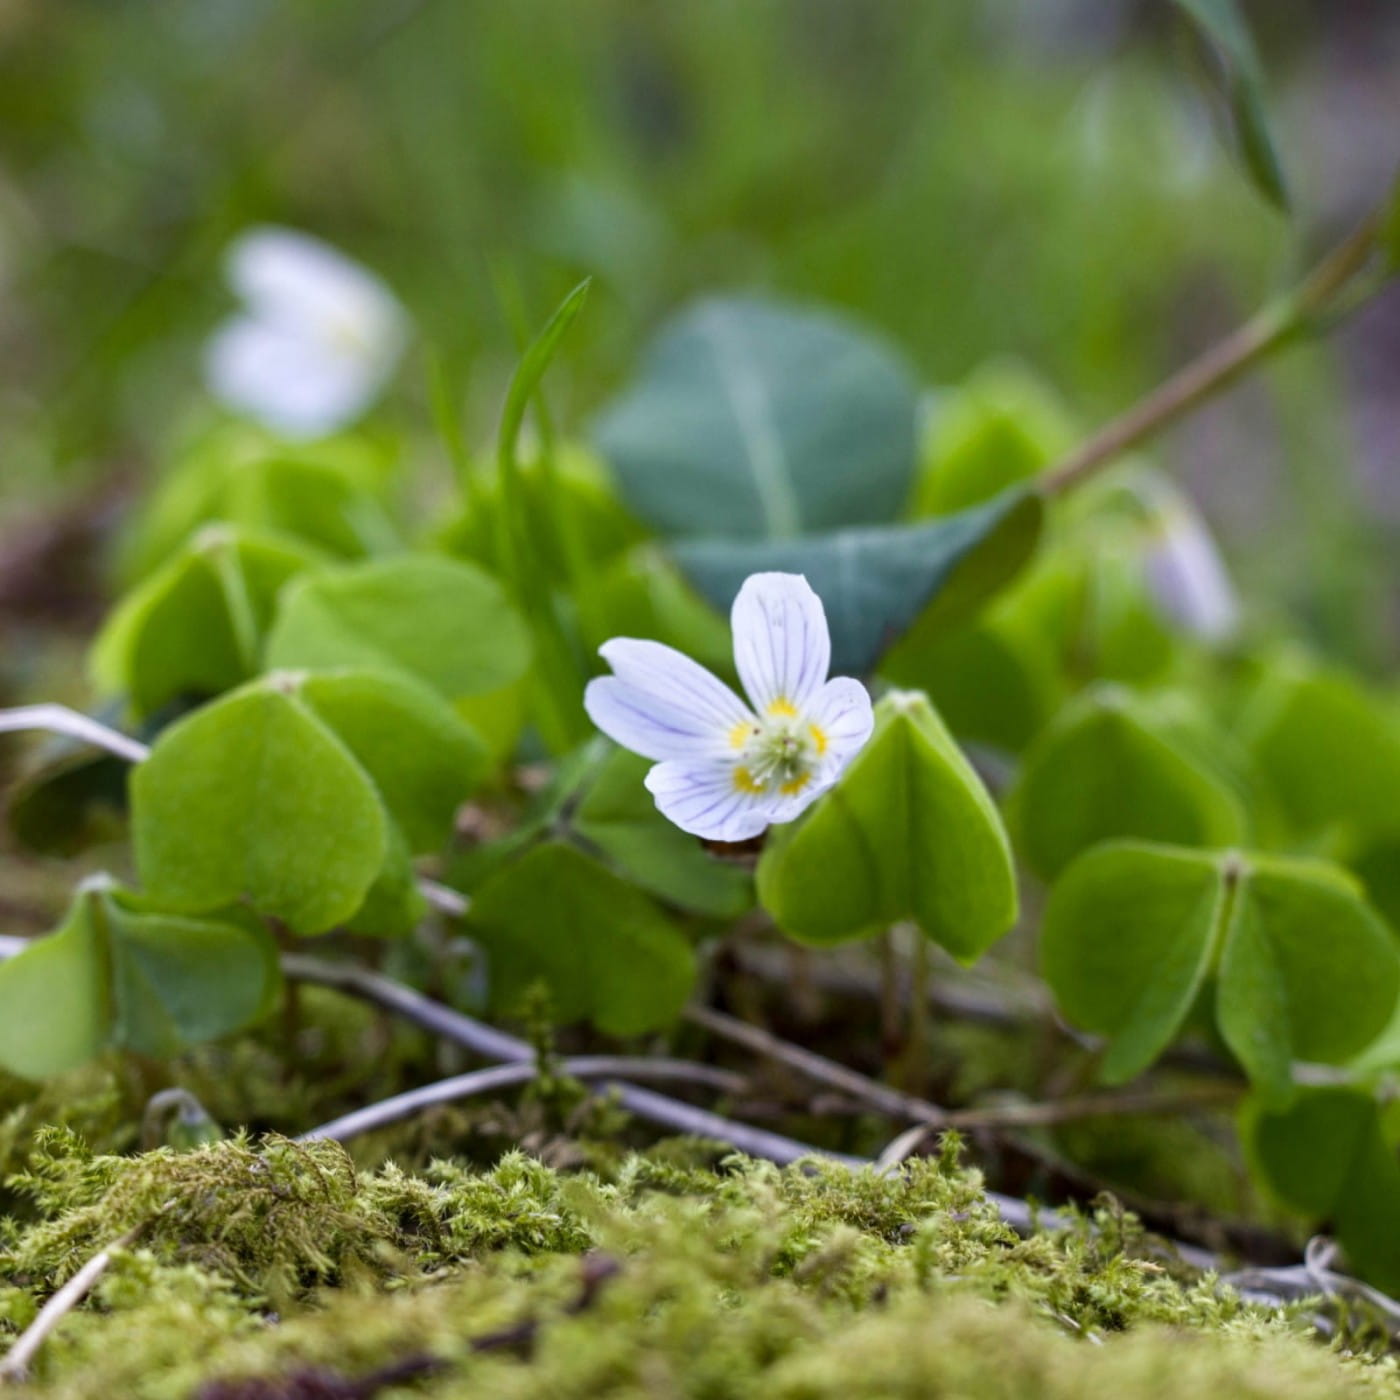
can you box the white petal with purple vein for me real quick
[644,760,774,841]
[731,572,831,713]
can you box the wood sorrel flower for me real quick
[1141,487,1239,644]
[585,572,874,840]
[204,226,408,440]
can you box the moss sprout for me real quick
[0,1126,1393,1399]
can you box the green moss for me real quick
[0,1129,1392,1399]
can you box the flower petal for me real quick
[644,760,773,841]
[757,678,872,828]
[1144,505,1239,643]
[732,572,831,716]
[585,640,753,762]
[203,316,379,440]
[226,226,406,349]
[808,676,875,771]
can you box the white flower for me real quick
[204,226,408,440]
[585,572,875,841]
[1141,491,1240,644]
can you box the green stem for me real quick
[1040,210,1390,498]
[427,350,487,521]
[496,281,595,752]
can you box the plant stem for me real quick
[0,705,149,764]
[902,934,931,1098]
[300,1055,748,1143]
[878,930,903,1065]
[684,1002,949,1127]
[0,1224,148,1384]
[281,953,847,1166]
[1040,210,1390,498]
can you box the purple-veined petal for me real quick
[807,675,875,771]
[732,572,831,716]
[585,640,754,762]
[643,759,773,841]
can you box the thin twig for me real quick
[0,1224,146,1384]
[943,1083,1241,1132]
[283,957,1234,1272]
[0,704,150,764]
[729,941,1056,1033]
[684,1002,950,1127]
[1039,302,1294,497]
[872,1085,1240,1177]
[301,1055,748,1143]
[2,941,1388,1321]
[282,955,853,1167]
[417,878,470,919]
[696,996,1238,1138]
[282,954,532,1063]
[1039,211,1388,497]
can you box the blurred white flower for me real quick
[1142,486,1240,644]
[585,572,874,841]
[204,226,407,440]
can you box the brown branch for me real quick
[0,1223,148,1384]
[1039,211,1389,498]
[943,1083,1242,1132]
[300,1055,748,1143]
[0,943,1381,1318]
[282,954,859,1168]
[685,1002,950,1127]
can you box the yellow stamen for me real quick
[767,697,798,718]
[779,773,812,796]
[730,721,757,749]
[809,722,828,756]
[732,766,765,794]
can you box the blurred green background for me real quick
[0,0,1396,657]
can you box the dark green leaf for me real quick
[1385,167,1400,271]
[6,743,130,856]
[674,488,1044,676]
[467,840,696,1035]
[594,296,921,540]
[265,555,532,701]
[1172,0,1289,210]
[0,881,280,1078]
[131,680,388,934]
[758,691,1018,960]
[1245,1088,1400,1293]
